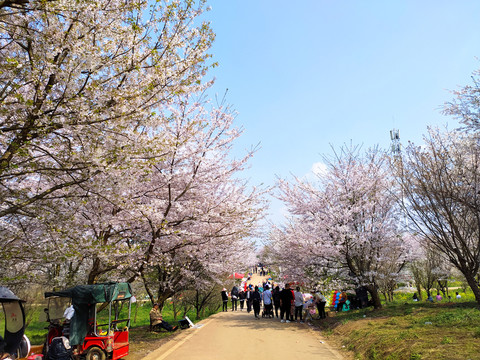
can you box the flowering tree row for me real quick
[0,0,265,306]
[271,146,408,309]
[270,64,480,307]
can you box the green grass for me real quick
[314,289,480,360]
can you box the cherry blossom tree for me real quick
[0,0,215,219]
[272,146,408,308]
[444,68,480,132]
[409,240,449,300]
[121,96,265,308]
[396,127,480,304]
[3,93,265,306]
[0,0,221,285]
[0,1,266,296]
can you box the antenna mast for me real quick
[390,129,400,155]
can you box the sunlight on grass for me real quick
[314,288,480,360]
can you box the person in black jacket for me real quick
[246,286,253,313]
[239,290,246,311]
[231,285,239,311]
[272,286,281,318]
[279,283,294,323]
[221,288,228,312]
[252,286,262,319]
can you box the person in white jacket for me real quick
[262,285,273,318]
[294,287,304,323]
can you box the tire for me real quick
[85,346,106,360]
[16,335,31,358]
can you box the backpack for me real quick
[46,337,73,360]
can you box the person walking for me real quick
[314,290,327,319]
[246,286,253,313]
[289,286,296,321]
[273,286,281,318]
[221,288,228,312]
[294,286,304,323]
[231,285,239,311]
[280,283,294,323]
[239,290,245,311]
[262,285,273,318]
[252,286,262,319]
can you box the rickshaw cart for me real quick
[44,282,132,360]
[0,286,34,359]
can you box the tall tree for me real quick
[273,146,408,309]
[396,127,480,304]
[1,94,265,293]
[0,0,215,219]
[122,96,264,308]
[0,0,219,284]
[409,240,449,299]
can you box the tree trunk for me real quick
[365,284,382,309]
[195,290,200,318]
[133,302,139,323]
[464,271,480,305]
[87,258,101,284]
[415,283,423,301]
[388,289,394,302]
[156,291,174,312]
[172,298,177,321]
[141,272,155,307]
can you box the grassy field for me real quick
[314,289,480,360]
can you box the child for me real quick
[303,295,316,321]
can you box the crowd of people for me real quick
[220,276,329,323]
[413,291,462,303]
[152,268,468,335]
[131,270,471,338]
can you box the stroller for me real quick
[261,303,273,318]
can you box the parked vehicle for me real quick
[0,286,31,359]
[44,282,133,360]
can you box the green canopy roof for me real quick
[45,282,132,345]
[45,282,132,303]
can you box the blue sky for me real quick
[203,1,480,224]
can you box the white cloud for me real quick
[300,161,328,183]
[311,162,327,177]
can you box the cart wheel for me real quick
[85,346,106,360]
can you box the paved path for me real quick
[143,274,344,360]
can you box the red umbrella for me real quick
[228,272,244,279]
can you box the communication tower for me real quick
[390,129,400,155]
